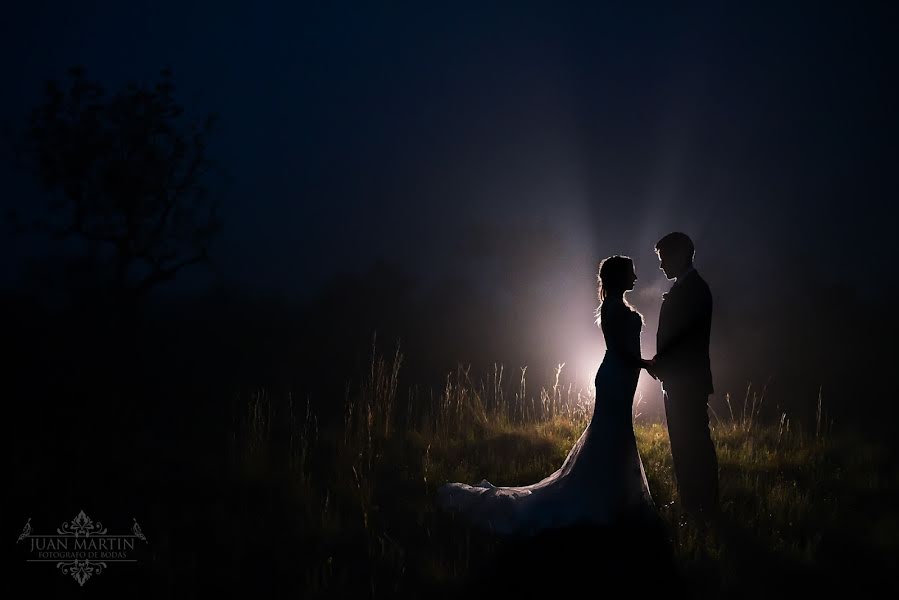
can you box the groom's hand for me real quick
[641,360,653,377]
[646,357,660,380]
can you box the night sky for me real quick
[3,2,896,424]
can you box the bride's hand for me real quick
[642,358,659,380]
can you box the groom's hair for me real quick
[655,232,695,261]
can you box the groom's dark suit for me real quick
[654,267,719,515]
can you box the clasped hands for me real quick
[640,356,660,381]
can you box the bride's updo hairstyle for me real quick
[595,255,639,326]
[597,255,634,303]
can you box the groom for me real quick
[648,232,719,517]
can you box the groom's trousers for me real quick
[663,387,719,515]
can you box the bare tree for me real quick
[10,65,222,316]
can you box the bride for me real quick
[437,255,657,535]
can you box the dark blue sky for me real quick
[2,2,896,411]
[3,1,894,288]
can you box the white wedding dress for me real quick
[437,300,655,535]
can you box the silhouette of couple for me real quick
[438,232,719,534]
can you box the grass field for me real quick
[11,328,896,596]
[220,341,899,598]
